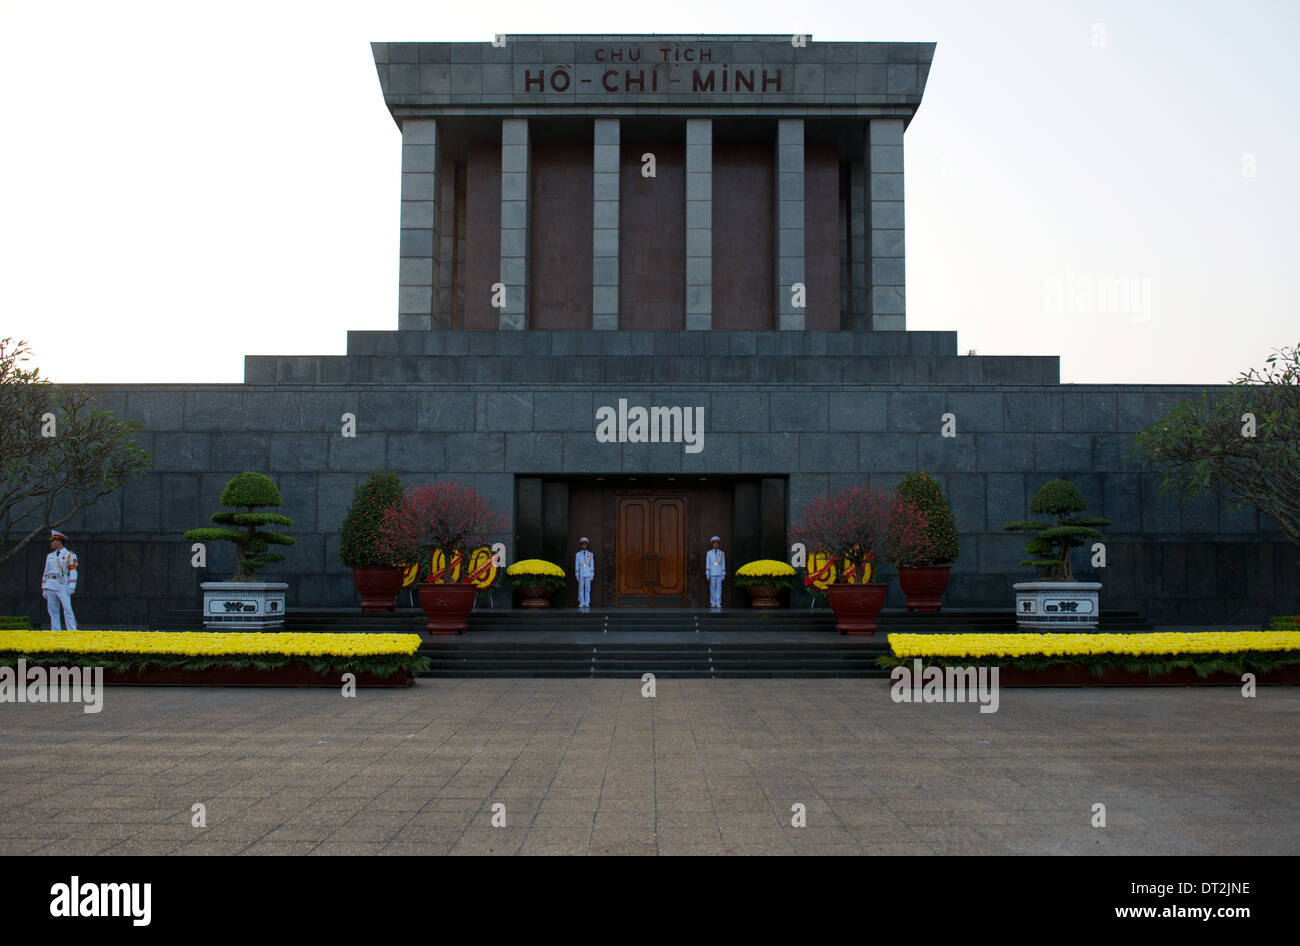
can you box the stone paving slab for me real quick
[1,680,1296,855]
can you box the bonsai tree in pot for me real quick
[1002,478,1112,628]
[791,484,931,635]
[504,559,566,608]
[183,472,295,629]
[339,471,406,612]
[381,480,511,634]
[734,559,797,609]
[886,472,959,612]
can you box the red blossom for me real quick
[380,481,511,584]
[791,484,935,584]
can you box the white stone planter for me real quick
[1013,581,1101,630]
[200,581,288,630]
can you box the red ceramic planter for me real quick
[826,582,888,635]
[517,583,555,608]
[896,564,951,612]
[352,566,404,612]
[745,584,782,609]
[993,666,1300,687]
[93,667,413,687]
[417,582,478,635]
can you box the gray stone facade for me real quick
[379,35,934,332]
[2,332,1294,626]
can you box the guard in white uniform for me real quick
[706,536,726,609]
[42,529,78,630]
[575,537,594,609]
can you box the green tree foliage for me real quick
[1129,342,1299,552]
[184,472,295,580]
[0,338,153,566]
[892,472,960,565]
[339,471,404,568]
[1003,479,1111,581]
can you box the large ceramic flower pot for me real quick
[897,565,951,612]
[1013,581,1101,629]
[826,582,888,635]
[517,582,555,609]
[744,584,782,609]
[417,582,478,635]
[352,566,404,612]
[200,581,288,630]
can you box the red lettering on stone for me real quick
[524,70,544,92]
[762,69,782,92]
[692,69,715,92]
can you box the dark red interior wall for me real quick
[565,478,736,609]
[463,140,501,330]
[712,141,774,330]
[529,141,593,329]
[619,140,684,330]
[804,142,842,331]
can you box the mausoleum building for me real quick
[3,35,1295,623]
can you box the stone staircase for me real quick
[149,606,1154,679]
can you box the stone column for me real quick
[437,153,456,329]
[849,158,867,332]
[499,118,530,330]
[592,119,620,331]
[398,119,441,331]
[868,118,906,331]
[685,118,712,331]
[776,119,805,331]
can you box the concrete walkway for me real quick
[1,679,1295,855]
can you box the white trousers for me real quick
[45,588,76,630]
[709,576,724,608]
[578,577,592,607]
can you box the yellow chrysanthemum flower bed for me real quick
[880,631,1300,678]
[0,630,421,657]
[506,559,565,577]
[888,632,1300,659]
[0,630,427,676]
[735,560,797,578]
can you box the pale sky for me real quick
[1,0,1295,385]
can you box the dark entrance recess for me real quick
[514,475,787,608]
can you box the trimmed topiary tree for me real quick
[184,472,295,581]
[889,472,959,565]
[339,471,404,568]
[1003,478,1111,581]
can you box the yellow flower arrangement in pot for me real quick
[504,559,567,609]
[734,559,797,609]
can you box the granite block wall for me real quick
[2,356,1294,626]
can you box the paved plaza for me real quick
[1,680,1296,855]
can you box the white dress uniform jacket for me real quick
[706,549,726,577]
[42,547,79,631]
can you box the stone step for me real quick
[345,329,962,359]
[244,351,1059,386]
[149,607,1154,633]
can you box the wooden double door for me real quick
[616,497,686,606]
